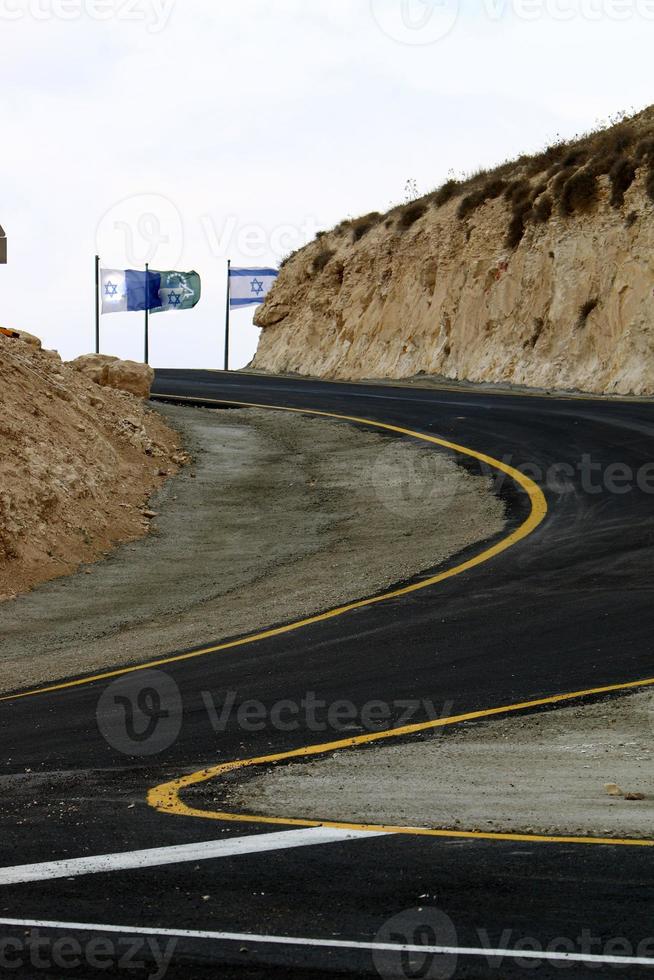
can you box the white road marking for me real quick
[0,919,653,968]
[0,827,385,885]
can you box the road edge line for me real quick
[0,397,546,703]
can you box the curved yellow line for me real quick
[139,395,583,839]
[7,394,648,847]
[1,396,547,703]
[147,675,654,847]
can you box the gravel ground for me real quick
[0,403,504,694]
[231,689,654,839]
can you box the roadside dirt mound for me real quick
[0,333,186,599]
[253,106,654,395]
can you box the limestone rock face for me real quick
[253,112,654,396]
[68,354,155,399]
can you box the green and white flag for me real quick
[150,270,201,314]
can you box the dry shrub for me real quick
[587,152,618,178]
[312,247,335,273]
[457,189,486,219]
[458,189,485,219]
[592,124,635,159]
[559,170,599,216]
[646,165,654,203]
[504,179,530,203]
[635,138,654,163]
[609,157,637,208]
[551,166,574,196]
[505,212,527,249]
[532,193,553,223]
[503,178,537,248]
[526,142,567,175]
[504,195,533,249]
[483,178,508,199]
[432,179,461,207]
[280,250,297,268]
[610,125,635,155]
[561,149,588,168]
[625,211,638,228]
[613,124,636,153]
[351,212,381,242]
[397,201,427,231]
[457,178,507,219]
[588,125,635,177]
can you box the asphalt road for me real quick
[2,369,654,979]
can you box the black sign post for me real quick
[94,255,100,354]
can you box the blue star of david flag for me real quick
[100,269,161,314]
[229,266,278,308]
[101,268,201,314]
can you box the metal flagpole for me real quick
[94,255,100,354]
[224,258,231,371]
[144,262,150,365]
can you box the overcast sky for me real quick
[0,0,652,369]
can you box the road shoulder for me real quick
[0,403,504,694]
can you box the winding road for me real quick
[1,369,654,979]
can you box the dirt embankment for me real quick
[0,334,185,599]
[0,404,505,694]
[253,106,654,396]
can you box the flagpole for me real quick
[224,258,231,371]
[223,258,231,371]
[144,261,150,365]
[94,255,100,354]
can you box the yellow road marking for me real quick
[148,675,654,846]
[145,400,654,845]
[4,392,647,847]
[1,398,547,703]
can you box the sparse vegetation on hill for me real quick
[351,212,381,242]
[320,107,654,250]
[311,247,334,273]
[255,106,654,396]
[397,201,427,231]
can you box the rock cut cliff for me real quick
[253,107,654,395]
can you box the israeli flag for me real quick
[101,268,161,314]
[229,266,278,308]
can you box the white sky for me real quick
[0,0,652,369]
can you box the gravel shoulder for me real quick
[231,689,654,839]
[0,403,505,694]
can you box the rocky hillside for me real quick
[0,333,186,599]
[253,108,654,395]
